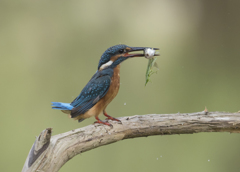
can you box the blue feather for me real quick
[69,69,113,118]
[51,102,74,110]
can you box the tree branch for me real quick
[22,111,240,172]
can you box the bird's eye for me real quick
[119,49,124,53]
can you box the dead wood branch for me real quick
[22,111,240,172]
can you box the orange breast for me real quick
[101,64,120,109]
[76,65,121,120]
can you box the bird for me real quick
[52,44,159,127]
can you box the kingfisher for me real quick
[52,44,159,127]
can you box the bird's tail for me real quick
[51,102,74,111]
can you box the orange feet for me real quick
[103,111,122,124]
[94,116,113,127]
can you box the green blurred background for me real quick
[1,0,240,171]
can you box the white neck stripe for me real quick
[99,60,113,70]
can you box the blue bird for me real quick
[52,44,159,127]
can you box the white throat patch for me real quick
[99,60,113,70]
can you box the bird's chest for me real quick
[103,65,120,106]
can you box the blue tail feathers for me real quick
[51,102,74,110]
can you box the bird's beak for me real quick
[124,47,159,57]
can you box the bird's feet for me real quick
[94,116,113,128]
[103,111,122,124]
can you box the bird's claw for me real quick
[103,112,122,124]
[94,121,113,128]
[106,118,122,124]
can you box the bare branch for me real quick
[22,111,240,172]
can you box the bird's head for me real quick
[98,44,159,70]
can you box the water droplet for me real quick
[160,155,162,158]
[208,159,210,162]
[157,158,158,160]
[124,103,126,105]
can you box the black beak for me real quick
[124,47,159,57]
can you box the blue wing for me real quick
[70,69,113,118]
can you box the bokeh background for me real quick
[1,0,240,171]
